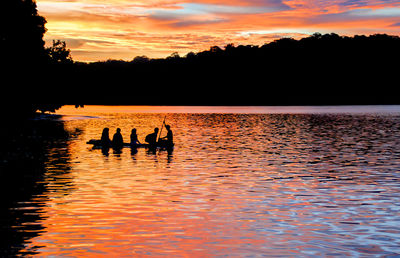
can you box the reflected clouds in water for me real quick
[5,110,400,256]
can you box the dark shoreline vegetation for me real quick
[2,0,400,116]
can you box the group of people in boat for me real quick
[99,125,173,149]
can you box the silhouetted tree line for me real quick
[2,0,399,106]
[69,33,400,105]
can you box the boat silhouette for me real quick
[86,139,174,149]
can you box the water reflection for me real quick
[5,110,400,256]
[0,119,76,256]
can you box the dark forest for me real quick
[72,32,400,105]
[2,0,400,112]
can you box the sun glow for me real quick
[36,0,400,62]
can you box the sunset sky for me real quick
[36,0,400,62]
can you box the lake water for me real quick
[4,106,400,256]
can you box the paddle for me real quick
[157,115,166,142]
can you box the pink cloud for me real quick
[36,0,400,61]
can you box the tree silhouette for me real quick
[1,0,47,64]
[47,40,73,64]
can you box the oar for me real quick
[157,115,166,142]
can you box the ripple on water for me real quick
[6,111,400,256]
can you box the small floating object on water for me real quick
[86,139,174,149]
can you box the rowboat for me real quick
[86,139,173,149]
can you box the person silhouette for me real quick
[145,128,159,146]
[159,124,173,147]
[112,128,123,148]
[130,128,141,147]
[100,128,111,147]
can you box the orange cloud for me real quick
[36,0,400,62]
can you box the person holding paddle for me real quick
[159,124,173,147]
[145,116,174,148]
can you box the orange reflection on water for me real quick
[20,108,400,256]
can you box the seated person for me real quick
[130,128,141,146]
[112,128,124,148]
[100,128,111,146]
[145,128,159,146]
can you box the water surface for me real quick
[5,106,400,256]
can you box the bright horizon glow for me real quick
[36,0,400,62]
[55,105,400,116]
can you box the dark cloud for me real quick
[172,17,229,27]
[45,37,116,48]
[248,0,293,9]
[307,7,400,24]
[339,0,368,7]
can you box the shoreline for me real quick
[55,104,400,115]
